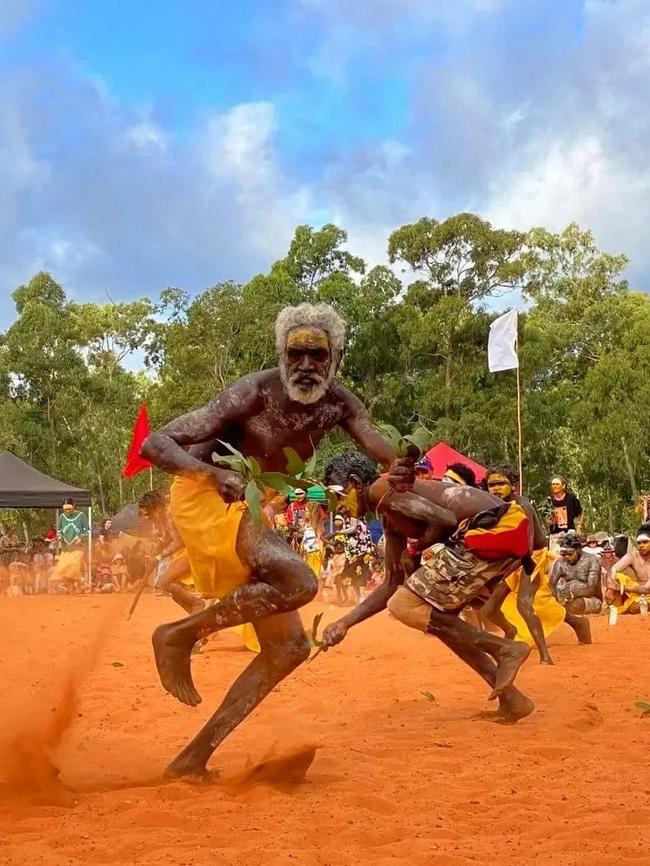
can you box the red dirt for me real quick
[1,594,650,866]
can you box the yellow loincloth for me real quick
[611,573,643,614]
[169,474,251,597]
[502,548,566,645]
[304,549,323,578]
[170,475,259,652]
[53,549,85,583]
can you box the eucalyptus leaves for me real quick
[211,441,332,528]
[375,423,433,459]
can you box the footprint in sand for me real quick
[565,701,604,731]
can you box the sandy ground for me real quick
[1,594,650,866]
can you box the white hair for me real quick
[275,303,347,369]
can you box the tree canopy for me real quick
[1,215,646,533]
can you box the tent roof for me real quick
[424,442,488,484]
[0,451,91,509]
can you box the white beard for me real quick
[280,363,334,405]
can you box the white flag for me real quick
[488,309,519,372]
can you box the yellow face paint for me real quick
[638,540,650,555]
[286,328,329,351]
[443,469,465,486]
[487,473,513,501]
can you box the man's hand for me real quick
[212,468,246,503]
[322,619,349,650]
[386,457,415,492]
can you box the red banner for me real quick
[123,404,152,478]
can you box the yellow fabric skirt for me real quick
[170,475,258,652]
[502,549,566,644]
[53,549,85,583]
[611,573,642,613]
[304,549,323,578]
[169,475,250,597]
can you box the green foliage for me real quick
[1,215,648,537]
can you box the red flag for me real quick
[123,404,152,478]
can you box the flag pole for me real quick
[149,465,153,491]
[515,340,524,493]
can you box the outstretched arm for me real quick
[368,480,457,545]
[609,553,632,581]
[322,529,406,648]
[338,390,394,467]
[141,377,259,499]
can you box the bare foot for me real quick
[495,689,535,724]
[539,654,555,666]
[489,641,530,699]
[152,623,202,707]
[164,758,216,783]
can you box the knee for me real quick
[274,631,311,673]
[291,567,318,607]
[516,592,534,618]
[387,587,430,632]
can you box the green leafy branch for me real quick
[212,441,333,528]
[308,612,325,663]
[376,423,433,459]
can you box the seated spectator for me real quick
[31,538,50,594]
[8,554,29,596]
[96,560,114,593]
[550,532,602,614]
[605,524,650,614]
[111,553,129,592]
[583,535,604,556]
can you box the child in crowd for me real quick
[111,553,129,592]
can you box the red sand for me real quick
[1,595,650,866]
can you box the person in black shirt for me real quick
[548,476,582,537]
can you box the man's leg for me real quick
[158,555,205,615]
[152,515,317,706]
[564,598,593,643]
[515,569,554,665]
[435,631,534,723]
[388,587,529,698]
[427,608,530,697]
[165,609,310,780]
[387,587,533,721]
[482,581,518,639]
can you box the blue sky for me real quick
[1,0,648,325]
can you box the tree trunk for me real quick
[606,488,614,535]
[621,437,639,499]
[97,472,106,515]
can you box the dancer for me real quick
[480,464,565,663]
[138,490,204,615]
[321,452,535,722]
[141,303,402,779]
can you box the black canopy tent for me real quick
[0,450,91,508]
[0,450,92,584]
